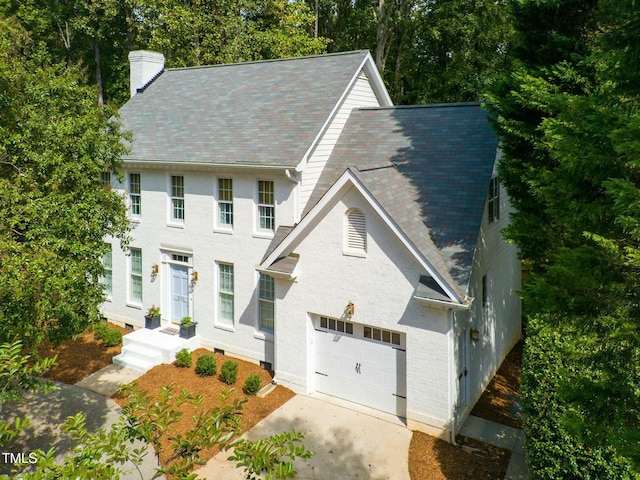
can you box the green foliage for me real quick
[521,315,636,479]
[0,17,130,348]
[220,360,239,385]
[243,373,262,395]
[228,428,313,480]
[101,328,122,347]
[174,348,192,368]
[93,322,109,341]
[147,305,161,317]
[195,354,217,377]
[0,339,57,447]
[180,316,193,327]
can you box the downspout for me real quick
[285,169,301,224]
[449,308,458,446]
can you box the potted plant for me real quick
[145,305,161,329]
[179,316,196,339]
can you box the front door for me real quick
[171,264,189,323]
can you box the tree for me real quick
[2,381,312,480]
[0,16,130,347]
[487,0,640,475]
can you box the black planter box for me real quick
[145,315,161,329]
[180,324,196,339]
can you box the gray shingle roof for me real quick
[306,103,498,297]
[118,51,371,166]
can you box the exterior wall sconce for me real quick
[151,263,159,276]
[470,328,480,343]
[191,271,199,283]
[346,301,355,318]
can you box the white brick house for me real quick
[103,50,521,440]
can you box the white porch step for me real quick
[112,327,201,373]
[113,353,155,373]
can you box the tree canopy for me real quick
[0,17,130,347]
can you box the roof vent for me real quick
[128,50,165,98]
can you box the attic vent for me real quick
[346,209,366,253]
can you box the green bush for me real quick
[102,328,122,347]
[94,322,108,341]
[195,354,217,377]
[522,314,634,479]
[174,348,192,368]
[243,373,261,395]
[219,360,239,385]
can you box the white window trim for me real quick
[168,175,185,227]
[127,247,143,307]
[488,176,500,224]
[256,273,275,339]
[129,173,141,220]
[343,208,367,257]
[214,177,234,233]
[216,262,234,328]
[254,180,275,238]
[102,244,113,301]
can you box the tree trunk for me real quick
[94,40,104,107]
[375,0,389,72]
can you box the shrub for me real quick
[94,322,108,341]
[243,373,261,395]
[174,348,192,368]
[195,354,217,376]
[102,328,122,347]
[220,360,239,385]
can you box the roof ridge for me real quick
[165,50,370,72]
[356,102,483,111]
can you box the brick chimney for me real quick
[128,51,165,98]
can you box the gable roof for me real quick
[264,103,498,301]
[118,50,388,167]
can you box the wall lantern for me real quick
[346,301,355,318]
[191,271,199,283]
[470,328,480,343]
[151,263,159,276]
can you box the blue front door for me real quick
[171,264,189,323]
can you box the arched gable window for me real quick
[345,208,367,253]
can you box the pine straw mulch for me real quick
[37,322,130,385]
[41,326,523,480]
[112,348,295,469]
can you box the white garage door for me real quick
[314,316,406,417]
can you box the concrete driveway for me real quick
[0,382,159,479]
[197,393,412,480]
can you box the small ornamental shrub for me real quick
[220,360,239,385]
[195,354,217,376]
[102,328,122,347]
[174,348,192,368]
[94,322,108,341]
[243,373,261,395]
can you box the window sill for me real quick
[126,302,142,310]
[166,222,185,229]
[254,330,274,342]
[253,231,275,240]
[213,227,234,235]
[214,322,235,333]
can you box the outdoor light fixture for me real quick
[346,301,355,318]
[191,271,199,283]
[151,263,159,275]
[470,328,480,342]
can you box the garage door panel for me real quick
[314,323,406,417]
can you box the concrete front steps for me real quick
[113,326,200,373]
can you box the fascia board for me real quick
[261,170,463,304]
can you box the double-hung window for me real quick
[102,244,113,295]
[258,181,275,231]
[171,175,185,221]
[258,274,275,334]
[130,173,141,217]
[218,178,233,227]
[218,263,234,325]
[100,172,112,188]
[488,176,500,223]
[130,248,143,303]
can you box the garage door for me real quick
[314,316,406,417]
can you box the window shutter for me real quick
[347,210,366,251]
